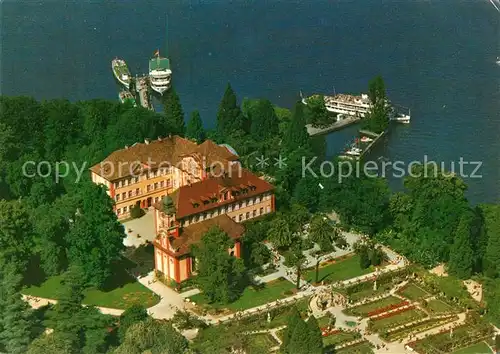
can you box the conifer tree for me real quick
[0,264,33,354]
[483,205,500,277]
[162,87,185,136]
[283,101,310,152]
[49,266,85,350]
[248,99,279,140]
[216,83,245,136]
[281,306,302,352]
[186,110,205,143]
[288,317,309,354]
[306,316,324,354]
[448,212,475,279]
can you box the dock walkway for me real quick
[306,116,361,136]
[135,76,154,111]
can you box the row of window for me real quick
[116,196,165,216]
[232,207,271,222]
[114,167,173,189]
[115,180,173,202]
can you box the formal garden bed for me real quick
[333,340,374,354]
[397,282,431,301]
[424,299,457,314]
[303,254,374,285]
[343,296,403,317]
[407,315,494,354]
[245,333,280,352]
[380,314,458,342]
[322,330,361,350]
[189,277,296,313]
[367,307,427,332]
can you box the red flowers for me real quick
[367,301,409,317]
[371,305,415,321]
[320,328,341,337]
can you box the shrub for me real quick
[130,201,145,219]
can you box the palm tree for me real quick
[309,214,338,251]
[268,217,294,248]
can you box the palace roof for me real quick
[154,167,274,219]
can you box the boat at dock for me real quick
[389,108,411,124]
[118,89,137,107]
[345,146,362,156]
[496,56,500,65]
[302,92,371,117]
[360,136,373,143]
[149,50,172,95]
[112,58,132,88]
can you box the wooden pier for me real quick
[135,75,154,111]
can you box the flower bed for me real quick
[367,300,409,317]
[321,328,341,337]
[368,308,426,332]
[371,305,415,319]
[380,315,458,342]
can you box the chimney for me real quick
[145,139,150,145]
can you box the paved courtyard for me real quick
[122,210,156,247]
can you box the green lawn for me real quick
[368,308,426,331]
[344,296,402,317]
[23,273,159,310]
[426,299,454,314]
[304,255,373,284]
[189,278,295,312]
[399,283,430,301]
[452,341,493,354]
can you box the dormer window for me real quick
[193,202,200,208]
[249,185,257,191]
[210,197,218,203]
[241,188,248,194]
[203,200,210,205]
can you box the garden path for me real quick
[22,295,124,316]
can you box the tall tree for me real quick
[448,212,475,279]
[304,95,331,127]
[0,264,33,354]
[65,183,125,287]
[288,316,310,354]
[49,266,86,350]
[283,101,310,152]
[248,98,279,140]
[162,87,185,136]
[309,214,337,252]
[118,305,149,341]
[281,306,302,352]
[192,227,246,304]
[114,318,188,354]
[305,316,323,354]
[216,83,245,136]
[185,110,205,143]
[0,200,35,271]
[482,204,500,277]
[267,217,294,248]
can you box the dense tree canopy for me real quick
[186,110,205,143]
[192,227,246,304]
[217,83,246,136]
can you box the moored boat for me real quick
[360,136,373,143]
[149,50,172,95]
[112,58,132,88]
[118,90,137,107]
[496,56,500,65]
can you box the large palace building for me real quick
[89,135,239,219]
[90,135,275,283]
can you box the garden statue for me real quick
[373,279,378,291]
[267,312,271,323]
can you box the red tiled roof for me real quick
[169,214,245,256]
[154,167,274,219]
[89,136,238,182]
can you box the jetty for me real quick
[339,130,385,161]
[306,115,361,136]
[135,75,154,111]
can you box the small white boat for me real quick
[345,147,362,156]
[360,136,373,143]
[390,108,411,124]
[496,56,500,65]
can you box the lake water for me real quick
[1,0,499,203]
